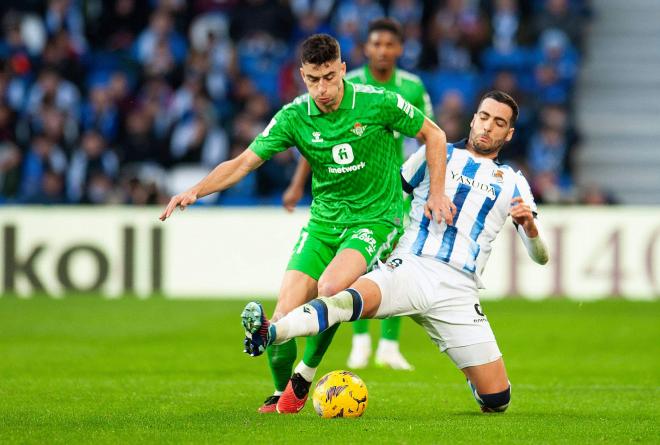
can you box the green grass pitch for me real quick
[1,297,658,444]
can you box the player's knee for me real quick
[477,386,511,413]
[317,280,342,297]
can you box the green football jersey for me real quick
[249,80,425,227]
[346,66,433,118]
[346,66,433,160]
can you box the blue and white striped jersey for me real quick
[399,140,538,286]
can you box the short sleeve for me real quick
[248,109,295,161]
[380,90,426,139]
[400,145,427,192]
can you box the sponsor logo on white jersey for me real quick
[450,170,497,200]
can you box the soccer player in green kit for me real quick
[283,19,433,371]
[159,34,454,414]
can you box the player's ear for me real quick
[299,67,305,82]
[505,127,515,142]
[340,61,346,77]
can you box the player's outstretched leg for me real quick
[241,302,274,356]
[375,317,414,370]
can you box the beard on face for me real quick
[470,132,505,156]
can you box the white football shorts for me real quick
[363,252,502,368]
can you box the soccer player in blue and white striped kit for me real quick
[242,91,549,413]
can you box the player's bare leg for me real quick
[316,248,367,296]
[461,358,511,413]
[273,270,318,321]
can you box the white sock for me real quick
[377,338,400,354]
[294,361,317,383]
[352,333,371,350]
[272,303,321,344]
[274,390,283,396]
[273,290,361,344]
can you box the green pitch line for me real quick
[0,296,658,444]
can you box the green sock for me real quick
[267,339,297,392]
[381,317,402,341]
[302,323,340,368]
[352,318,369,334]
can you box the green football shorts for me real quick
[287,220,403,281]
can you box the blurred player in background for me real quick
[282,18,433,371]
[160,34,454,414]
[243,91,549,413]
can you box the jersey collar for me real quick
[307,80,356,116]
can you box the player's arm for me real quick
[510,197,549,265]
[509,172,548,264]
[161,109,293,220]
[416,117,456,225]
[282,157,310,212]
[159,149,265,220]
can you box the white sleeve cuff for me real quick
[516,219,549,265]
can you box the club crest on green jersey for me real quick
[350,122,367,137]
[312,132,324,143]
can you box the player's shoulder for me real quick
[278,93,312,119]
[351,81,386,95]
[345,68,366,83]
[396,69,424,86]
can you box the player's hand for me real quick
[510,197,538,237]
[282,184,304,213]
[159,190,198,221]
[425,193,456,225]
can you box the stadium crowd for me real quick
[0,0,601,206]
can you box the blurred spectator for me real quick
[23,167,67,204]
[532,29,579,105]
[26,67,80,121]
[435,90,470,143]
[169,95,228,168]
[0,140,21,201]
[38,104,78,153]
[0,0,592,205]
[532,0,584,50]
[81,83,120,143]
[117,107,164,165]
[133,9,187,67]
[45,0,87,56]
[527,125,572,202]
[230,0,294,42]
[67,130,119,203]
[426,0,489,71]
[97,0,149,51]
[20,134,67,202]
